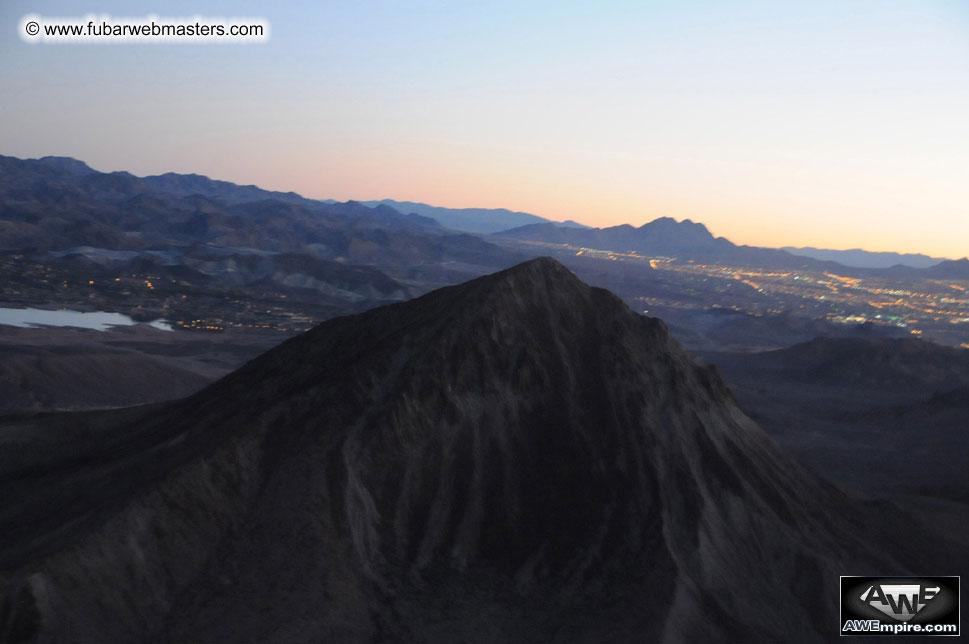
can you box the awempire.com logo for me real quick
[841,577,959,636]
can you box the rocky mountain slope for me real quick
[0,258,960,643]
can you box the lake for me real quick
[0,307,173,331]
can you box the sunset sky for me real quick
[2,0,967,258]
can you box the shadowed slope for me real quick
[0,258,960,644]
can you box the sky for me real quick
[1,0,968,258]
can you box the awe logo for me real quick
[859,583,940,622]
[841,576,960,637]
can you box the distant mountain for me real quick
[499,217,728,252]
[925,258,969,279]
[783,246,945,269]
[35,155,98,176]
[0,258,959,643]
[33,156,320,208]
[0,154,518,271]
[707,336,969,505]
[360,199,589,234]
[0,154,531,334]
[140,171,312,206]
[498,218,842,270]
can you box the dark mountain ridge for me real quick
[925,257,969,279]
[703,335,969,508]
[0,258,959,643]
[33,156,98,177]
[0,341,213,412]
[141,171,310,206]
[720,335,969,394]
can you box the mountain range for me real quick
[782,246,945,269]
[4,155,964,278]
[496,219,845,270]
[0,154,526,314]
[1,155,584,236]
[0,258,962,643]
[359,199,588,234]
[0,155,453,257]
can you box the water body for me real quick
[0,307,172,331]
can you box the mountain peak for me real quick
[425,256,616,321]
[925,257,969,278]
[500,216,730,259]
[641,216,711,233]
[492,255,570,279]
[1,261,953,644]
[36,155,98,176]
